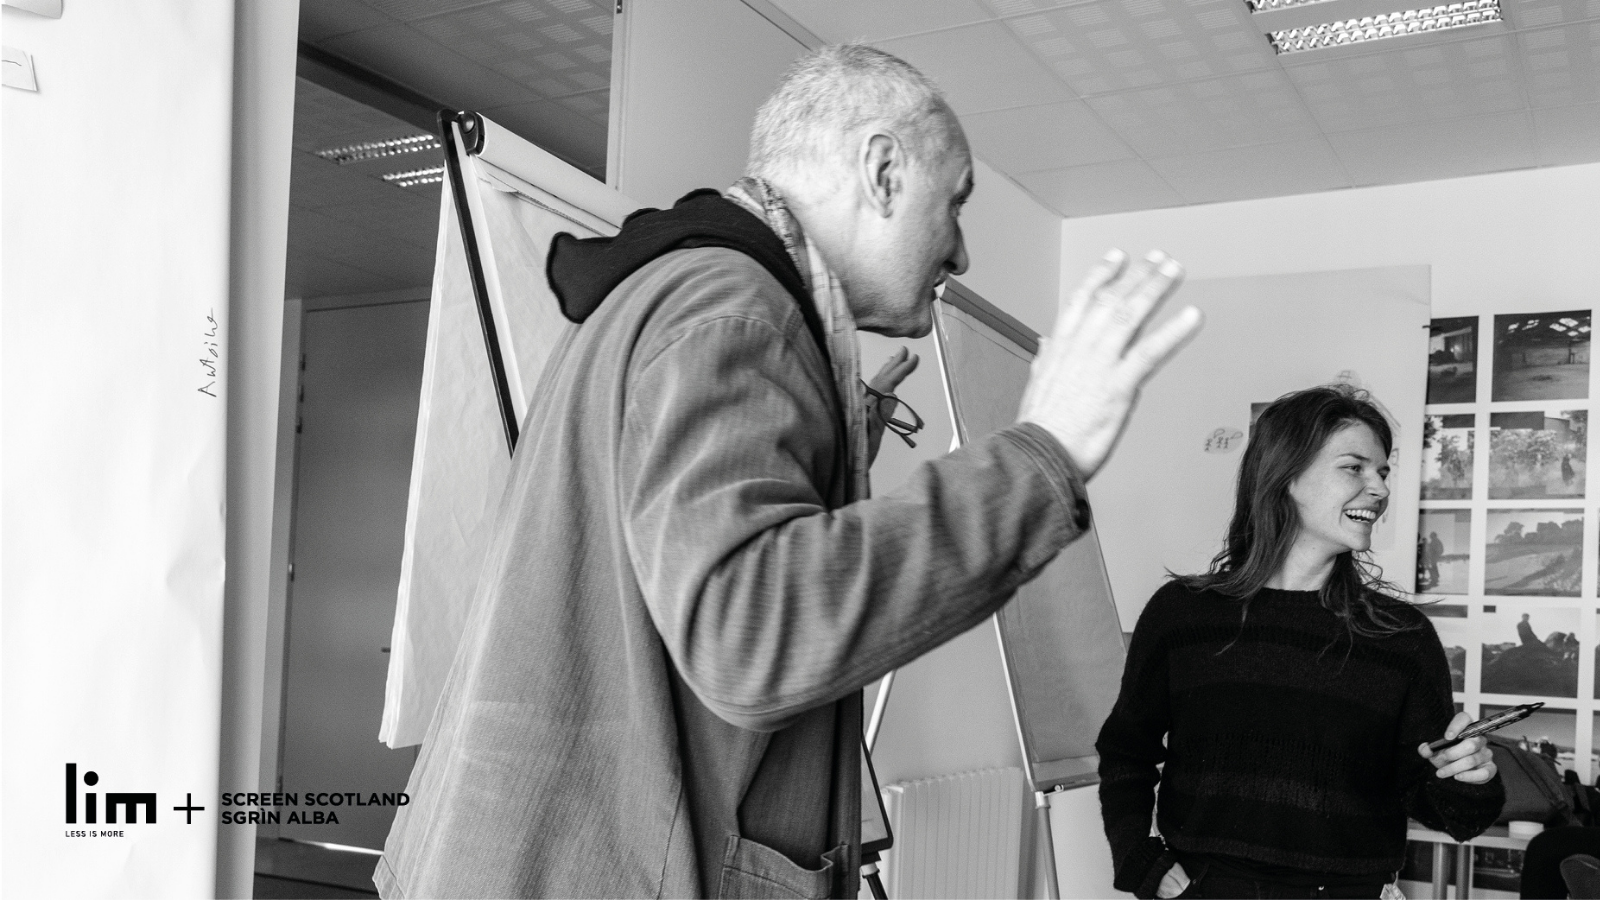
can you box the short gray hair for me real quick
[747,44,954,188]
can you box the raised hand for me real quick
[864,346,919,462]
[1017,248,1202,480]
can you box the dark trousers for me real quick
[1522,826,1600,899]
[1177,856,1387,899]
[1181,872,1382,899]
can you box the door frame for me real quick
[259,287,430,841]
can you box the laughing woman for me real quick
[1097,385,1504,900]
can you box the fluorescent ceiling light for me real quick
[1267,0,1501,54]
[1246,0,1339,11]
[381,166,446,188]
[316,134,441,165]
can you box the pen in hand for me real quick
[1427,701,1544,752]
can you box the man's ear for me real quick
[860,132,901,218]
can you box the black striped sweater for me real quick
[1096,581,1504,898]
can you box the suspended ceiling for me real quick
[286,0,1600,298]
[768,0,1600,217]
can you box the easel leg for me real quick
[1037,790,1061,900]
[1454,843,1472,900]
[1431,843,1448,900]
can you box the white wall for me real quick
[1059,163,1600,324]
[2,3,237,896]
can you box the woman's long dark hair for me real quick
[1177,384,1418,639]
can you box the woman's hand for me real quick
[1155,862,1191,898]
[863,347,919,463]
[1417,711,1498,783]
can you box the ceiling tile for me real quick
[409,0,612,100]
[1284,34,1527,132]
[1519,21,1600,107]
[771,0,992,42]
[960,100,1132,172]
[1506,0,1600,29]
[1006,0,1276,98]
[876,22,1077,115]
[1085,68,1320,158]
[1533,101,1600,167]
[317,24,535,110]
[479,97,608,171]
[299,0,399,42]
[291,78,423,154]
[286,254,392,300]
[363,0,501,22]
[555,87,610,129]
[1326,110,1538,187]
[1016,158,1184,217]
[1147,137,1351,205]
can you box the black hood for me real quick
[546,188,825,354]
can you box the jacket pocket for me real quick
[717,835,844,900]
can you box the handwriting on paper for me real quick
[1204,428,1243,454]
[198,311,220,398]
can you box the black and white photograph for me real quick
[1421,414,1475,500]
[1429,615,1469,694]
[1427,316,1479,404]
[10,1,1600,898]
[1492,311,1592,402]
[1484,509,1584,597]
[1481,608,1581,698]
[1416,509,1472,595]
[1489,409,1587,499]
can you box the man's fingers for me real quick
[1122,306,1204,383]
[1055,248,1128,342]
[868,349,920,394]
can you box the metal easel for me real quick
[863,290,1128,900]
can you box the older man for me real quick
[376,45,1200,899]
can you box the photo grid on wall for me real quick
[1403,310,1595,891]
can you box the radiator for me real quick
[879,766,1028,899]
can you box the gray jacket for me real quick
[376,247,1090,898]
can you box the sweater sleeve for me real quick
[1096,586,1179,899]
[619,301,1091,732]
[1397,616,1505,840]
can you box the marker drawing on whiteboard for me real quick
[199,310,220,398]
[1205,428,1243,454]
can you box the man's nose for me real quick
[947,227,970,277]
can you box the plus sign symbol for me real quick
[173,794,205,824]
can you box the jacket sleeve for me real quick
[1398,617,1505,840]
[618,310,1091,733]
[1095,588,1177,899]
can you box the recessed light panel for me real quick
[381,166,446,188]
[1268,0,1502,55]
[315,134,442,165]
[1246,0,1340,12]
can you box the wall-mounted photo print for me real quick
[1427,316,1479,404]
[1481,607,1580,698]
[1484,509,1583,596]
[1430,616,1469,693]
[1492,310,1591,402]
[1421,414,1475,500]
[1417,509,1471,595]
[1489,409,1586,499]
